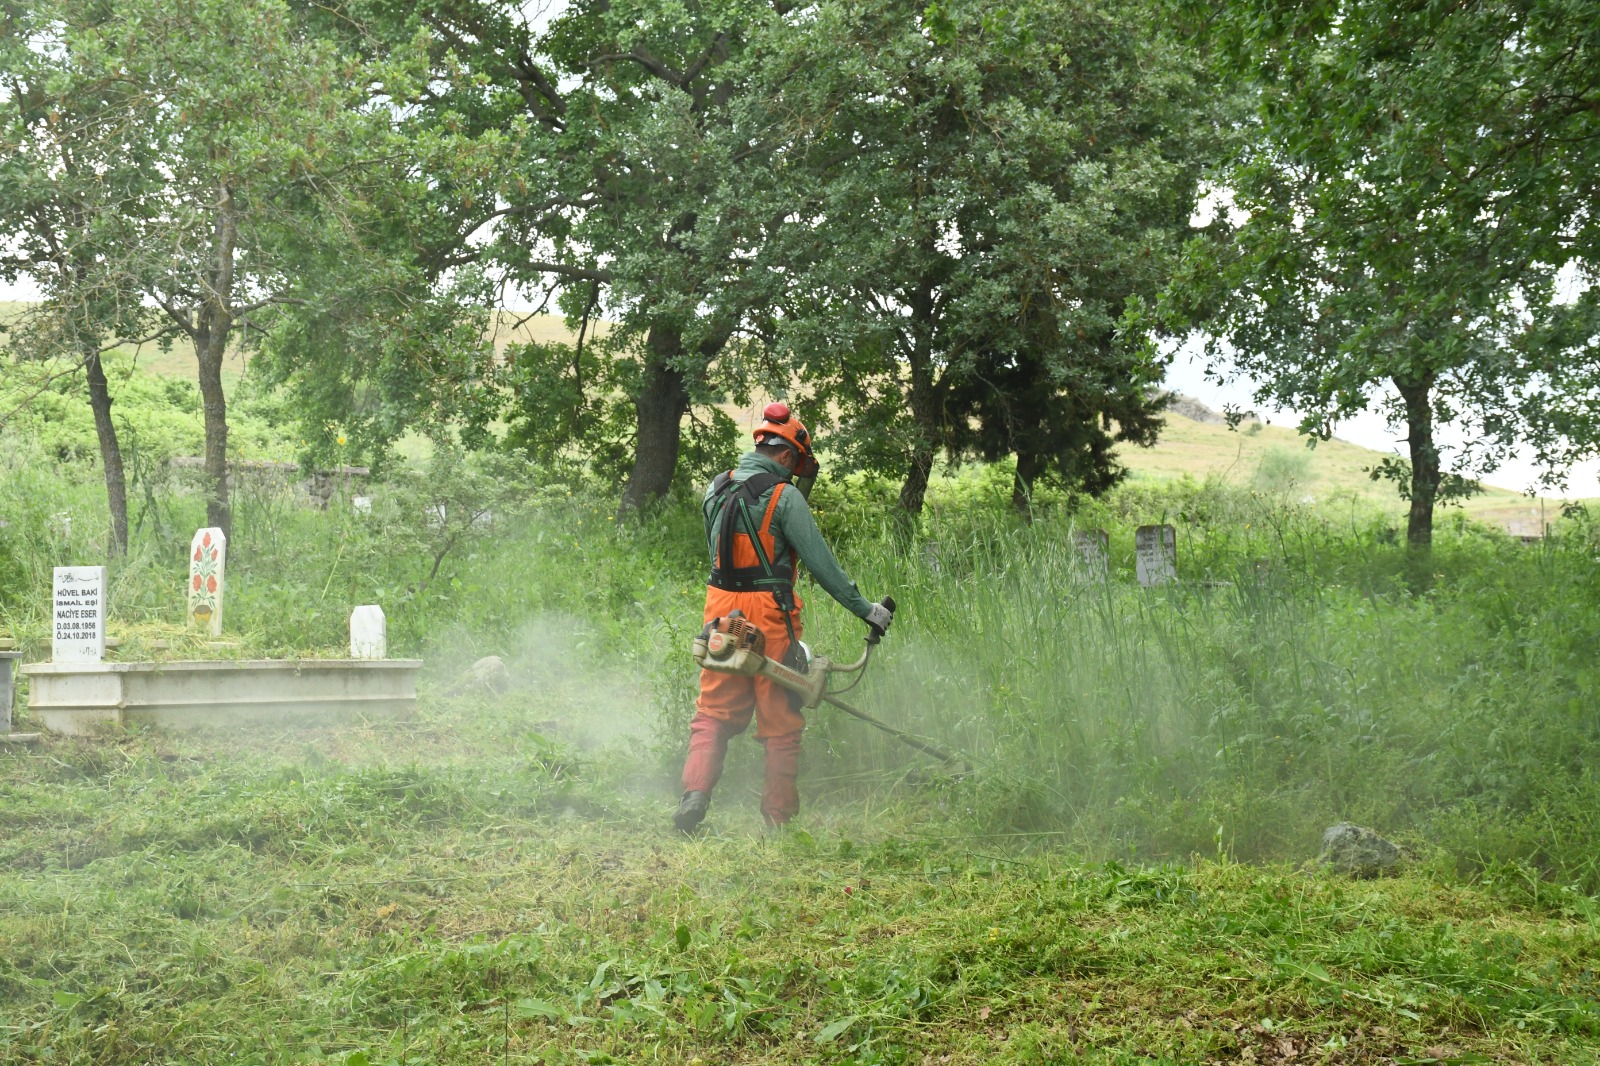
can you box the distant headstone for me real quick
[188,527,227,636]
[350,605,387,660]
[52,566,106,663]
[1071,529,1110,582]
[0,649,21,732]
[1134,524,1177,586]
[352,495,373,516]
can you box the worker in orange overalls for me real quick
[675,403,894,832]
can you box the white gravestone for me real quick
[53,566,106,663]
[188,527,227,636]
[350,605,387,660]
[1134,524,1178,586]
[1071,529,1110,582]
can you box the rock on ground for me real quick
[1320,822,1402,878]
[444,655,512,696]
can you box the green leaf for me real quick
[674,923,691,952]
[814,1015,858,1043]
[514,997,563,1020]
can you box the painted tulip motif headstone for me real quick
[1134,524,1178,586]
[53,566,106,663]
[188,527,226,636]
[349,605,386,660]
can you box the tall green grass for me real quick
[5,428,1600,890]
[832,497,1600,885]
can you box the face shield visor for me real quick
[790,451,820,500]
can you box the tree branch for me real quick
[599,46,686,87]
[101,323,183,353]
[0,359,88,431]
[523,260,613,283]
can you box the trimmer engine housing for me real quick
[702,612,766,659]
[692,610,830,708]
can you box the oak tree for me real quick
[1164,0,1600,547]
[766,0,1221,513]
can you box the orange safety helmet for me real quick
[753,402,820,483]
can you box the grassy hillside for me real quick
[1119,410,1563,534]
[2,297,1576,531]
[0,301,580,383]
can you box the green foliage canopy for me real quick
[1161,0,1600,546]
[764,0,1223,512]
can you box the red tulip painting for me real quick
[188,527,226,636]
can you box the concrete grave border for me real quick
[21,658,421,735]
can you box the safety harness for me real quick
[706,470,804,669]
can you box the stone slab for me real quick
[21,658,422,735]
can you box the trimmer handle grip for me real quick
[864,595,896,645]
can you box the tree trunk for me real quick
[197,182,236,538]
[83,347,130,555]
[1394,373,1439,550]
[196,327,232,538]
[897,276,940,516]
[898,451,934,514]
[618,324,691,516]
[1011,449,1044,520]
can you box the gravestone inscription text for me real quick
[53,566,106,663]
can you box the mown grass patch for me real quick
[2,698,1597,1065]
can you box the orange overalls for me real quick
[681,477,807,824]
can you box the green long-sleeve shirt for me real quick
[703,452,874,619]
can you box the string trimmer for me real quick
[691,596,966,768]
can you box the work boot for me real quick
[673,790,711,834]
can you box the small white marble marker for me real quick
[350,605,387,660]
